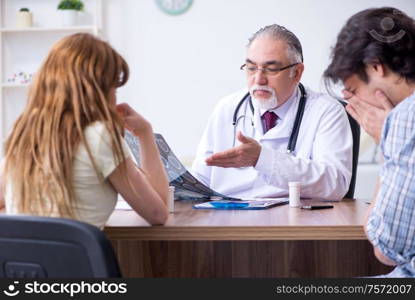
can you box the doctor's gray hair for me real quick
[248,24,304,64]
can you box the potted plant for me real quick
[16,8,33,28]
[57,0,84,27]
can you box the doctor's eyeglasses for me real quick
[240,62,300,76]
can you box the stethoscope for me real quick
[232,83,307,154]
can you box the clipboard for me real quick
[193,198,289,210]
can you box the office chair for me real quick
[338,100,360,199]
[0,215,121,278]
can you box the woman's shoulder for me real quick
[79,121,121,157]
[83,121,121,148]
[76,121,131,176]
[84,121,110,138]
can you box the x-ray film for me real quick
[124,130,236,201]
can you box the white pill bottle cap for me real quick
[288,182,301,187]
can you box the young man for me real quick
[325,7,415,277]
[192,24,353,200]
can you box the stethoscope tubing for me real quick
[232,83,307,153]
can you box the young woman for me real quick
[0,33,169,228]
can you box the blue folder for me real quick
[193,198,289,210]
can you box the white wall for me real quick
[103,0,415,166]
[102,0,415,200]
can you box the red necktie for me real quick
[262,111,278,133]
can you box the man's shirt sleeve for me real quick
[366,104,415,265]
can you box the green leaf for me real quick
[57,0,84,11]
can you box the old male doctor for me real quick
[191,24,353,200]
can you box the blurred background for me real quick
[1,0,414,200]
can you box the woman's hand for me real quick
[116,103,152,137]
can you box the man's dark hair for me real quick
[324,7,415,85]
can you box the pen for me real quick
[301,205,334,210]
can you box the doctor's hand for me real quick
[344,90,393,144]
[205,131,261,168]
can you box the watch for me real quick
[155,0,193,16]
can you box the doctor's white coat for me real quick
[191,86,353,201]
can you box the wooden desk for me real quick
[105,199,392,277]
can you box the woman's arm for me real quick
[109,157,168,225]
[108,103,169,225]
[134,129,170,204]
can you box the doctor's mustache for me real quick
[249,84,275,95]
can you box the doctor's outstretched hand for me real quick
[205,131,261,168]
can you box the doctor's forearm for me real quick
[297,166,349,200]
[255,149,349,199]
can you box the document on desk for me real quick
[124,131,238,201]
[193,198,289,210]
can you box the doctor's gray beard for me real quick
[249,85,278,110]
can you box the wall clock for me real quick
[156,0,193,16]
